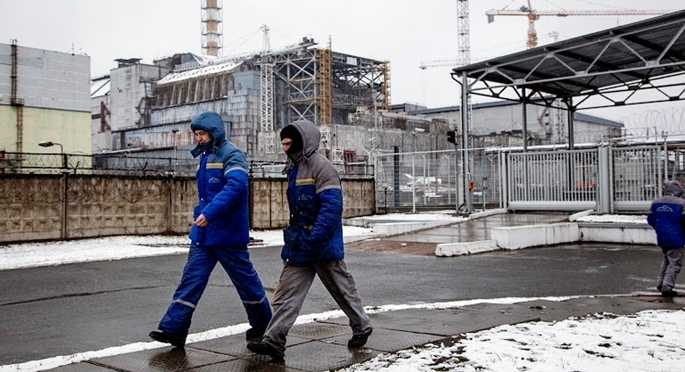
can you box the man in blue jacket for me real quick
[246,120,372,361]
[149,111,272,347]
[647,180,685,297]
[247,120,372,360]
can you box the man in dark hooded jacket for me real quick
[247,120,372,360]
[647,180,685,297]
[149,111,272,347]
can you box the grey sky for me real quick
[1,0,684,124]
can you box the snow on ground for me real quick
[340,308,685,372]
[2,211,678,372]
[354,210,463,221]
[0,225,374,271]
[576,214,648,224]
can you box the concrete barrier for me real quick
[492,223,580,250]
[435,240,499,257]
[579,223,656,245]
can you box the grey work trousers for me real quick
[262,260,372,356]
[657,247,683,292]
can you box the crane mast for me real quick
[456,0,471,142]
[456,0,473,214]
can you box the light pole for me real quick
[38,141,66,169]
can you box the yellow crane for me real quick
[486,1,674,49]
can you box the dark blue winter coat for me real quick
[188,111,250,248]
[280,120,345,265]
[647,181,685,249]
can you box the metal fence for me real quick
[373,149,460,212]
[372,141,685,214]
[502,144,684,212]
[5,140,683,215]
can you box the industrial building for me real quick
[83,0,623,168]
[0,40,91,158]
[0,37,622,174]
[89,47,622,167]
[2,0,624,171]
[90,38,396,165]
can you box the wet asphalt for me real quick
[0,212,676,370]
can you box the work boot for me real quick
[245,326,267,341]
[662,290,678,297]
[149,330,186,348]
[348,327,373,348]
[247,342,284,360]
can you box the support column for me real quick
[461,72,472,213]
[566,97,575,150]
[597,145,611,213]
[522,88,529,201]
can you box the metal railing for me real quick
[371,140,685,214]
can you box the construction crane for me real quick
[258,25,275,154]
[486,1,674,49]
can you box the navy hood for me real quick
[663,180,684,197]
[190,111,228,157]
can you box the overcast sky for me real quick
[1,0,684,124]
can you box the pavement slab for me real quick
[45,295,685,372]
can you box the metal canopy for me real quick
[449,10,685,214]
[452,10,685,110]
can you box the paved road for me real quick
[0,238,660,366]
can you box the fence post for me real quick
[393,147,400,211]
[597,146,611,213]
[60,174,68,239]
[499,149,508,210]
[166,177,173,233]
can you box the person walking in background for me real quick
[149,111,272,347]
[246,120,372,361]
[647,180,685,297]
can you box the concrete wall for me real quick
[0,174,375,243]
[0,43,90,111]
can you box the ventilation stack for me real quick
[201,0,223,56]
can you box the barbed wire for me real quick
[621,108,685,136]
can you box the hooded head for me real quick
[280,120,320,160]
[663,180,684,197]
[280,124,303,156]
[190,111,227,156]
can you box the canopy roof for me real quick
[452,10,685,110]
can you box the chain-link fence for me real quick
[373,149,460,212]
[371,147,507,213]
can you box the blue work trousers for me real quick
[158,243,272,337]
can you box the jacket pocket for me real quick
[283,225,300,250]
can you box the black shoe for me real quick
[245,326,267,341]
[247,342,284,360]
[348,327,373,348]
[657,284,663,292]
[662,290,678,297]
[149,330,186,348]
